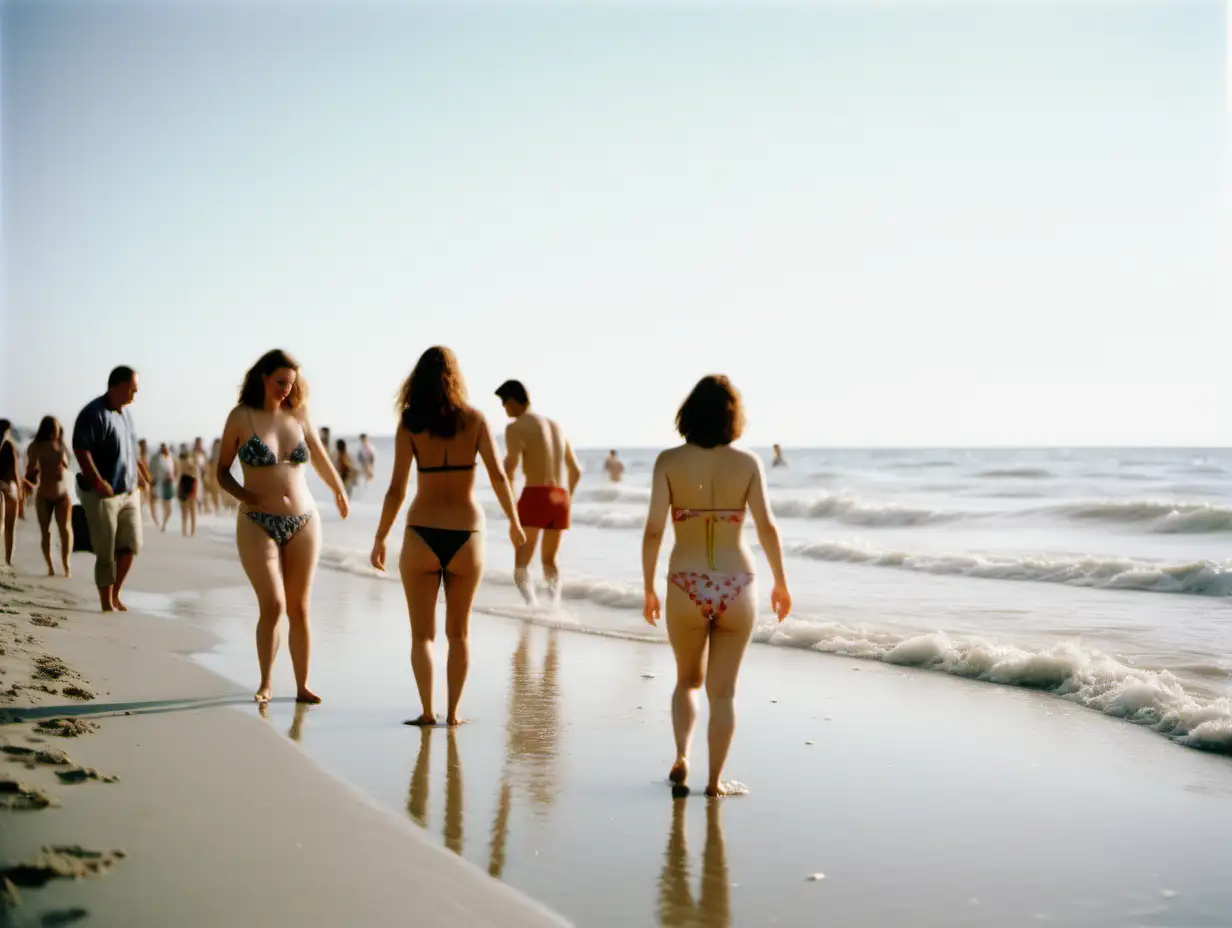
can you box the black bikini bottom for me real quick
[407,525,475,570]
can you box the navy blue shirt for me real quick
[73,396,139,494]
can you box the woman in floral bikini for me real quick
[641,375,791,797]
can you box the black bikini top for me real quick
[238,412,309,467]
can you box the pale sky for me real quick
[3,0,1227,447]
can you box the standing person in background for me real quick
[335,439,358,497]
[496,380,581,607]
[151,442,176,531]
[137,438,153,522]
[72,366,149,612]
[203,438,223,514]
[192,438,211,514]
[357,433,376,494]
[25,416,74,577]
[216,349,349,705]
[641,375,791,797]
[177,444,199,537]
[771,444,787,468]
[0,420,19,567]
[604,450,625,483]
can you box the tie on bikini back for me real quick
[415,427,480,473]
[668,462,750,570]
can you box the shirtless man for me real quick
[496,380,581,606]
[603,450,625,483]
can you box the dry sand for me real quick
[0,546,568,927]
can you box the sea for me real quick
[198,441,1232,756]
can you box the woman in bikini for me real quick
[151,443,176,530]
[24,416,74,577]
[216,348,349,704]
[0,420,19,567]
[641,375,791,797]
[176,444,199,537]
[370,346,525,727]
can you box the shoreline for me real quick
[0,541,569,927]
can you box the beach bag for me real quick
[71,504,92,553]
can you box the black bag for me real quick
[71,504,92,553]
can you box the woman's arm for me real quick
[370,426,414,570]
[216,409,257,507]
[746,454,791,619]
[477,414,521,528]
[300,409,346,499]
[641,452,672,615]
[24,442,39,490]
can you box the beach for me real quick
[4,489,1232,927]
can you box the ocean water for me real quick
[209,443,1232,755]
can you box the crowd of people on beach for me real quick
[1,349,792,796]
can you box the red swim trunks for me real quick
[517,486,571,531]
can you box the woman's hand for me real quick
[770,580,791,622]
[643,589,661,626]
[335,491,349,519]
[509,522,526,550]
[370,538,386,572]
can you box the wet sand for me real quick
[5,525,1232,926]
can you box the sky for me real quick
[2,0,1228,447]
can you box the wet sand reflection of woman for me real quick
[657,800,731,928]
[407,727,466,856]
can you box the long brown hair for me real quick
[238,349,307,410]
[34,416,62,444]
[397,346,467,438]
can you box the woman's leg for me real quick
[702,585,757,796]
[161,497,171,530]
[442,535,483,725]
[180,497,188,536]
[235,514,285,702]
[280,514,322,703]
[664,583,710,787]
[36,498,54,575]
[54,497,72,577]
[1,491,16,566]
[399,529,444,723]
[188,495,197,536]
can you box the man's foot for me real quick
[404,714,437,726]
[669,758,688,785]
[47,567,55,578]
[295,688,322,705]
[254,685,273,703]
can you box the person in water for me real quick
[604,450,625,483]
[642,375,791,797]
[371,347,525,727]
[24,416,74,577]
[496,379,581,606]
[0,420,19,567]
[176,443,199,537]
[357,433,376,486]
[216,349,349,704]
[771,443,787,468]
[335,438,358,497]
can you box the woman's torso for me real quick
[179,457,200,481]
[30,440,71,499]
[153,454,175,484]
[405,409,484,532]
[0,439,16,485]
[664,444,757,575]
[236,407,314,516]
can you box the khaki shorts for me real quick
[79,489,142,587]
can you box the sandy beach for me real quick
[4,517,1229,926]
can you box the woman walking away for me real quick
[216,349,349,704]
[25,416,73,577]
[370,346,525,726]
[641,375,791,797]
[0,421,19,567]
[335,439,358,497]
[176,444,199,537]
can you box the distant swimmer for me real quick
[496,380,581,606]
[604,450,625,483]
[642,375,791,797]
[176,443,199,537]
[0,420,19,567]
[357,433,376,487]
[217,349,350,705]
[25,416,74,577]
[771,444,787,468]
[370,347,525,726]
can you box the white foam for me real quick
[784,540,1232,596]
[758,620,1232,754]
[772,494,957,527]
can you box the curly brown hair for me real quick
[675,374,746,449]
[238,349,307,410]
[397,346,468,438]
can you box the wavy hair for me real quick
[675,374,746,449]
[238,349,307,410]
[397,346,467,438]
[34,416,62,444]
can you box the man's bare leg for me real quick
[541,530,564,605]
[112,550,134,611]
[97,584,114,612]
[514,528,541,606]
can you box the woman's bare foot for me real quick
[254,685,273,703]
[47,567,55,577]
[404,714,436,726]
[111,596,128,612]
[669,757,688,785]
[295,688,322,705]
[704,781,748,798]
[445,715,465,727]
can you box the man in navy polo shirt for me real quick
[73,366,151,612]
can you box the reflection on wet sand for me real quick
[406,726,466,855]
[489,624,562,879]
[288,701,309,743]
[658,799,730,928]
